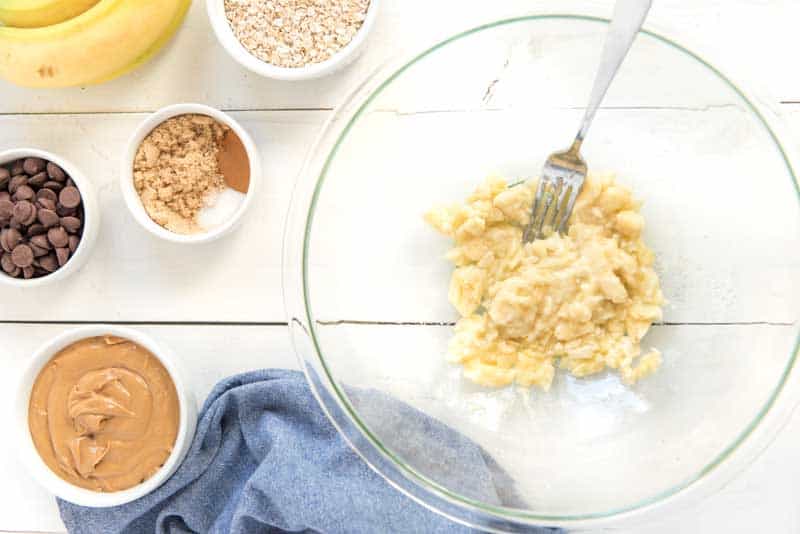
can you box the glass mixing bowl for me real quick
[283,14,800,530]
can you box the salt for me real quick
[198,188,246,231]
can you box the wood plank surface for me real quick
[0,107,797,323]
[0,0,798,532]
[0,0,797,114]
[0,323,798,532]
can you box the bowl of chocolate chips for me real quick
[0,149,98,287]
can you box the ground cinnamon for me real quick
[217,130,250,194]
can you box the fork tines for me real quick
[522,165,584,243]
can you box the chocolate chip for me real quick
[23,158,46,175]
[30,243,49,257]
[5,228,21,250]
[26,223,46,236]
[56,204,76,217]
[0,156,85,280]
[43,181,63,192]
[47,226,68,248]
[27,171,48,187]
[59,186,81,209]
[37,197,56,211]
[55,247,70,266]
[60,216,81,233]
[0,253,14,273]
[9,160,24,176]
[36,188,57,204]
[37,208,59,228]
[8,175,27,194]
[11,244,33,268]
[0,200,13,219]
[13,185,35,202]
[46,162,66,182]
[15,202,37,226]
[30,234,51,250]
[12,201,35,225]
[39,253,58,272]
[24,208,37,226]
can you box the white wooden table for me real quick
[1,1,799,532]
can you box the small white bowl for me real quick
[206,0,380,81]
[121,103,261,245]
[15,325,197,507]
[0,148,99,288]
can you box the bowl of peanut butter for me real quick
[15,326,197,507]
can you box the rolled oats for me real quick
[224,0,371,68]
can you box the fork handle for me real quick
[576,0,652,143]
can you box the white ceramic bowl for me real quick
[14,325,197,507]
[121,103,261,245]
[0,148,99,288]
[206,0,380,81]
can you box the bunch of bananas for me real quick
[0,0,191,87]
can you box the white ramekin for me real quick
[206,0,381,81]
[121,103,261,245]
[14,325,198,507]
[0,149,99,288]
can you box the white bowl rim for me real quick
[14,325,198,507]
[205,0,381,81]
[0,148,99,288]
[120,103,261,245]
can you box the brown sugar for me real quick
[133,114,228,234]
[217,130,250,194]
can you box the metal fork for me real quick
[522,0,652,242]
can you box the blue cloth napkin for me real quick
[58,369,561,533]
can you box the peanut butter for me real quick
[28,336,180,492]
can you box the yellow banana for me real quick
[0,0,100,28]
[0,0,191,88]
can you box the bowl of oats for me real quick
[207,0,379,80]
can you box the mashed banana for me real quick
[426,174,664,389]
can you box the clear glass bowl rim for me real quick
[285,13,800,528]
